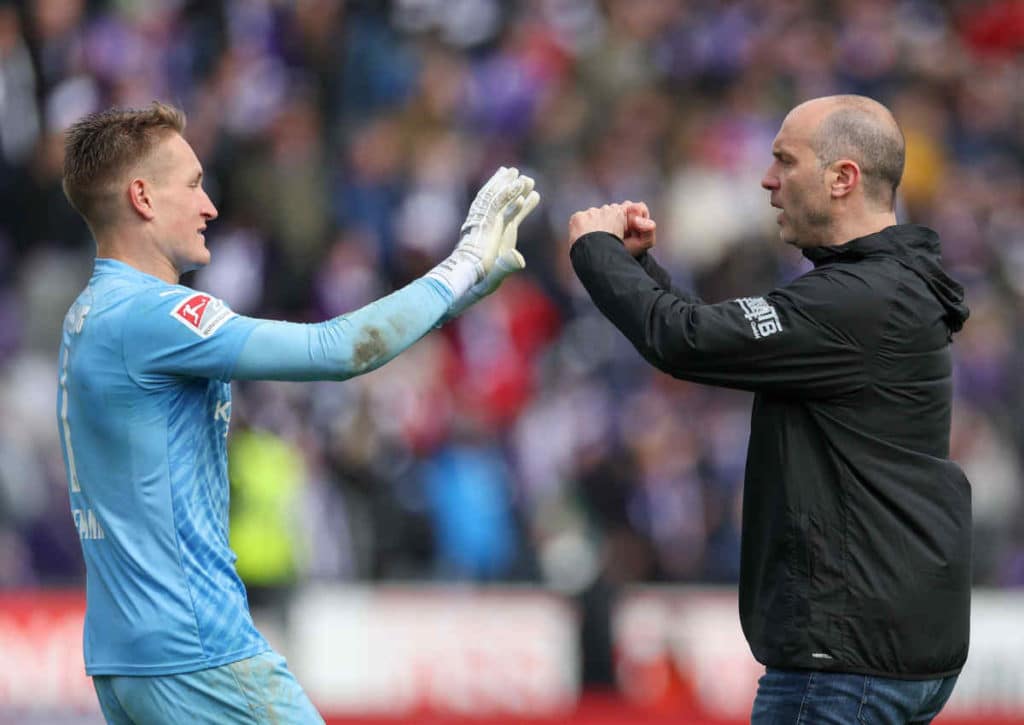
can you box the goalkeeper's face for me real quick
[146,133,219,273]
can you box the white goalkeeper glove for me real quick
[443,182,540,320]
[426,167,532,300]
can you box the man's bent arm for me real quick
[634,249,698,302]
[570,231,872,398]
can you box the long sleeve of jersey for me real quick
[232,278,451,381]
[122,277,452,383]
[570,231,874,399]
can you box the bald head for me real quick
[764,95,903,247]
[795,95,905,208]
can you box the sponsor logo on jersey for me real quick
[170,293,237,338]
[735,297,783,339]
[214,399,231,424]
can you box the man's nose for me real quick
[761,172,779,191]
[204,194,219,220]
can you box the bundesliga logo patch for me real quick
[170,293,236,338]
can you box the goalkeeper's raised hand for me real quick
[444,178,540,320]
[426,167,535,300]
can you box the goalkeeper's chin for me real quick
[175,247,212,275]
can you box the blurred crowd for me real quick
[1,0,1023,606]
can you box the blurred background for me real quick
[0,0,1022,723]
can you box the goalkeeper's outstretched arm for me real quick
[232,167,539,381]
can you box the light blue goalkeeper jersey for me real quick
[58,258,450,675]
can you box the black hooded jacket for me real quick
[570,224,971,678]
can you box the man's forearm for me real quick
[231,278,452,381]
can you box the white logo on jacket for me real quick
[735,297,783,339]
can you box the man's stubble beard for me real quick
[787,201,833,249]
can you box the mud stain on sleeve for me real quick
[353,326,387,369]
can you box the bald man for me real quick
[568,95,970,724]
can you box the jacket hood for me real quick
[803,224,970,333]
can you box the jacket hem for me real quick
[760,661,965,681]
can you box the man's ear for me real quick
[829,159,861,200]
[127,177,156,221]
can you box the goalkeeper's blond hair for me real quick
[62,102,186,233]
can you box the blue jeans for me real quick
[93,651,323,724]
[751,668,958,724]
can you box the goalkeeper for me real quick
[56,101,538,724]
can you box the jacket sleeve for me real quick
[635,250,697,301]
[570,232,871,398]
